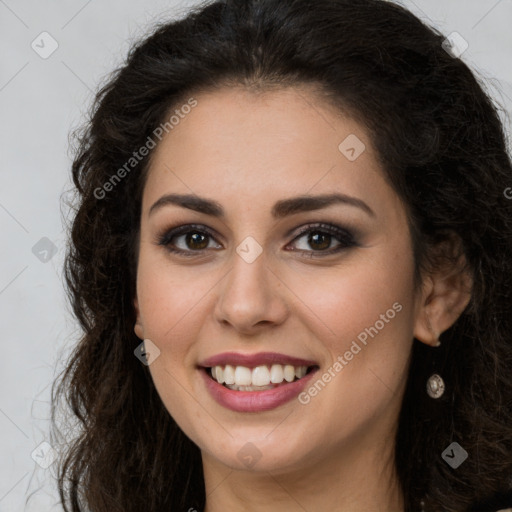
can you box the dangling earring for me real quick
[426,334,445,399]
[426,372,445,398]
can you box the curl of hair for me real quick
[52,0,512,510]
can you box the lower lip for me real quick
[200,367,319,412]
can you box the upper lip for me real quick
[198,351,318,368]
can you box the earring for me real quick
[426,333,445,398]
[426,373,445,399]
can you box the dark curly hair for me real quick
[51,0,512,510]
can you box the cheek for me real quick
[135,250,209,358]
[290,245,415,348]
[288,240,416,417]
[135,253,211,434]
[291,264,414,436]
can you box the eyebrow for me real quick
[148,192,375,219]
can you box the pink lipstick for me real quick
[198,351,319,412]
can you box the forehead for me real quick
[142,86,391,216]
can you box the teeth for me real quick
[223,365,235,385]
[252,365,271,386]
[270,364,284,383]
[210,364,309,387]
[295,366,307,379]
[234,366,252,386]
[227,384,275,391]
[283,365,295,382]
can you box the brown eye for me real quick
[183,232,209,250]
[288,223,357,255]
[157,224,221,257]
[157,222,357,258]
[306,231,332,251]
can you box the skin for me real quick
[133,86,472,512]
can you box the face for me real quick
[133,86,424,476]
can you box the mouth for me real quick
[202,364,319,391]
[198,352,320,411]
[198,353,320,412]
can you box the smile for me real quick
[208,364,313,390]
[198,352,320,412]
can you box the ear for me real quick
[413,234,473,347]
[133,296,145,340]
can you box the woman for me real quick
[52,0,512,510]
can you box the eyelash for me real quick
[156,222,358,258]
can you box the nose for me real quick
[214,248,289,335]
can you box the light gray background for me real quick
[0,1,511,510]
